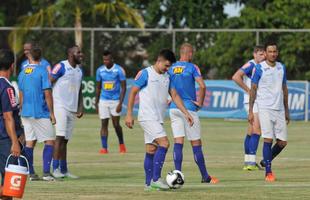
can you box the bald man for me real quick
[168,43,218,184]
[51,45,84,179]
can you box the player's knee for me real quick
[277,140,287,148]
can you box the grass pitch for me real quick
[23,115,310,200]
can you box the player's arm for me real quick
[282,65,289,124]
[117,80,127,113]
[125,69,147,128]
[95,68,102,113]
[76,85,84,118]
[194,77,206,108]
[125,86,139,129]
[44,89,56,125]
[18,91,23,111]
[232,69,250,94]
[248,65,262,124]
[169,88,194,126]
[3,111,21,157]
[50,63,65,83]
[1,88,20,157]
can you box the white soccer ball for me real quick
[166,170,185,189]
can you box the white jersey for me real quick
[52,60,83,112]
[240,59,257,104]
[252,61,287,110]
[134,66,170,123]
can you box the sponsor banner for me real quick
[10,77,310,121]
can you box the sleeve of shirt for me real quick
[17,73,24,92]
[42,68,52,90]
[193,64,202,78]
[118,67,126,81]
[51,63,65,80]
[251,64,263,85]
[20,60,27,71]
[240,62,255,78]
[134,69,148,89]
[169,77,175,89]
[1,86,15,113]
[95,67,101,82]
[43,60,52,74]
[282,64,287,85]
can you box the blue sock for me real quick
[272,143,285,160]
[24,147,35,174]
[43,145,54,174]
[244,134,251,154]
[263,142,272,174]
[153,146,168,182]
[144,153,154,186]
[60,160,68,174]
[248,134,260,164]
[173,143,183,171]
[53,159,60,171]
[192,145,209,180]
[101,135,108,149]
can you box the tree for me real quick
[198,0,310,79]
[8,0,144,52]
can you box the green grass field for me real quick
[22,115,310,200]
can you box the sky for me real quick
[224,3,244,17]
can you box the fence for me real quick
[1,27,310,78]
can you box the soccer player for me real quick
[0,49,23,200]
[232,45,265,170]
[51,45,83,179]
[249,41,289,182]
[18,46,56,181]
[168,43,218,184]
[20,41,51,73]
[95,51,127,154]
[125,49,194,190]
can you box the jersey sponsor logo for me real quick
[173,67,184,74]
[7,87,17,107]
[24,67,34,74]
[52,63,62,74]
[103,81,115,90]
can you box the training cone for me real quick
[3,155,29,198]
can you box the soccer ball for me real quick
[166,170,185,189]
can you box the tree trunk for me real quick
[75,6,83,49]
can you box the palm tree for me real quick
[9,0,144,52]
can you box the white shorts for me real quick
[259,109,287,141]
[244,102,258,114]
[54,107,76,140]
[22,117,55,142]
[139,121,167,144]
[98,100,121,119]
[169,109,201,141]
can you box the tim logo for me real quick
[10,175,22,188]
[173,67,184,74]
[24,67,34,74]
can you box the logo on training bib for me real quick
[7,87,17,107]
[24,67,34,74]
[103,81,115,90]
[173,67,184,74]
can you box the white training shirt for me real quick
[251,61,287,110]
[134,66,170,123]
[51,60,83,112]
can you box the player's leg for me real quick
[21,117,39,180]
[243,103,252,169]
[111,115,126,153]
[247,106,261,170]
[61,114,78,179]
[259,109,275,181]
[52,107,67,178]
[170,109,186,171]
[42,139,55,181]
[0,138,13,199]
[98,100,110,154]
[140,121,169,190]
[144,144,156,189]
